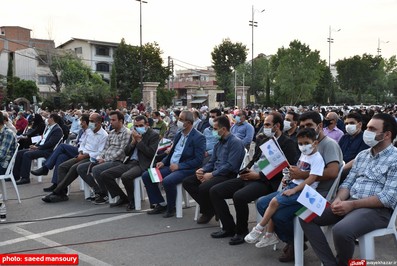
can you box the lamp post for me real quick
[136,0,147,102]
[327,26,341,104]
[248,5,265,103]
[377,38,389,56]
[234,68,237,107]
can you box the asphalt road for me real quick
[1,171,396,266]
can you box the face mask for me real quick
[88,122,96,131]
[363,130,382,147]
[299,144,315,155]
[323,119,331,128]
[235,116,241,123]
[153,118,159,123]
[135,126,146,135]
[45,119,49,126]
[263,127,275,137]
[17,115,20,119]
[283,121,292,132]
[177,120,185,130]
[212,130,221,140]
[345,124,357,136]
[74,115,79,119]
[209,118,214,127]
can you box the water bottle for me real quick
[0,194,6,222]
[282,167,290,188]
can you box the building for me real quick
[57,38,118,83]
[169,67,224,109]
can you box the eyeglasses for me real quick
[134,124,145,127]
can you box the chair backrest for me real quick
[325,161,345,201]
[1,143,19,178]
[386,206,397,230]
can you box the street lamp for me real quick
[327,26,341,71]
[136,0,147,102]
[377,38,389,56]
[248,5,265,102]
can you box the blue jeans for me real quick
[256,182,302,243]
[44,144,78,184]
[142,166,195,211]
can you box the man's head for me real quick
[324,112,339,129]
[80,114,90,130]
[74,110,82,118]
[209,108,222,127]
[134,115,149,135]
[298,111,323,139]
[284,111,299,132]
[48,113,60,126]
[263,111,284,138]
[88,113,102,132]
[297,128,318,155]
[109,111,124,131]
[235,110,248,124]
[173,110,181,122]
[178,110,194,132]
[363,113,397,148]
[213,115,231,140]
[152,111,162,123]
[344,112,363,136]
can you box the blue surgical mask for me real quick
[135,126,146,135]
[212,130,221,140]
[235,116,241,123]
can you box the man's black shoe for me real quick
[229,233,247,245]
[109,197,129,207]
[16,178,30,185]
[211,230,235,239]
[43,184,57,192]
[31,166,49,176]
[42,193,69,203]
[126,202,135,211]
[163,207,176,218]
[147,204,167,215]
[197,214,214,224]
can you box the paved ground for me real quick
[1,170,396,266]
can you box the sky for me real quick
[1,0,397,70]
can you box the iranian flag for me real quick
[158,138,172,151]
[148,167,163,183]
[258,138,289,180]
[296,202,331,223]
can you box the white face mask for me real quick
[45,118,49,126]
[345,124,357,136]
[363,130,382,147]
[177,120,185,130]
[153,118,159,123]
[74,115,79,119]
[299,144,315,155]
[209,118,214,127]
[88,122,96,131]
[263,127,275,137]
[283,121,292,132]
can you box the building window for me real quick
[96,62,110,72]
[75,47,82,54]
[95,46,110,56]
[38,76,53,85]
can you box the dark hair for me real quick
[297,127,317,141]
[174,110,181,118]
[299,111,322,125]
[135,115,148,124]
[81,114,90,125]
[0,112,4,124]
[372,113,397,140]
[287,111,300,122]
[110,110,124,123]
[239,110,248,119]
[209,108,222,117]
[153,111,160,117]
[50,113,60,124]
[214,115,231,131]
[345,112,363,123]
[270,111,284,131]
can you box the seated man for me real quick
[0,112,17,175]
[151,111,167,138]
[99,115,159,211]
[183,115,245,225]
[323,111,344,143]
[65,110,82,144]
[230,110,255,150]
[300,113,397,266]
[201,108,222,165]
[41,113,108,203]
[209,112,299,245]
[31,114,90,192]
[142,110,206,218]
[14,113,63,185]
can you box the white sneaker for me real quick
[255,233,279,248]
[244,227,263,243]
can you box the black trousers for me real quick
[183,174,231,216]
[210,178,276,234]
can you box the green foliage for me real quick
[6,55,14,102]
[13,78,41,102]
[271,40,325,105]
[211,38,248,95]
[313,66,333,104]
[157,88,176,108]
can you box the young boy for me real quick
[245,127,325,248]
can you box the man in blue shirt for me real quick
[202,108,221,165]
[183,115,245,225]
[230,110,254,150]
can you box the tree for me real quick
[157,88,176,108]
[13,78,41,102]
[313,66,332,104]
[211,38,248,101]
[271,40,325,105]
[113,39,170,103]
[6,55,14,102]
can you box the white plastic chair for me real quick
[0,144,21,203]
[294,162,345,266]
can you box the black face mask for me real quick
[323,119,331,128]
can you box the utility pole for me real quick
[136,0,147,102]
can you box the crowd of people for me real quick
[1,103,397,266]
